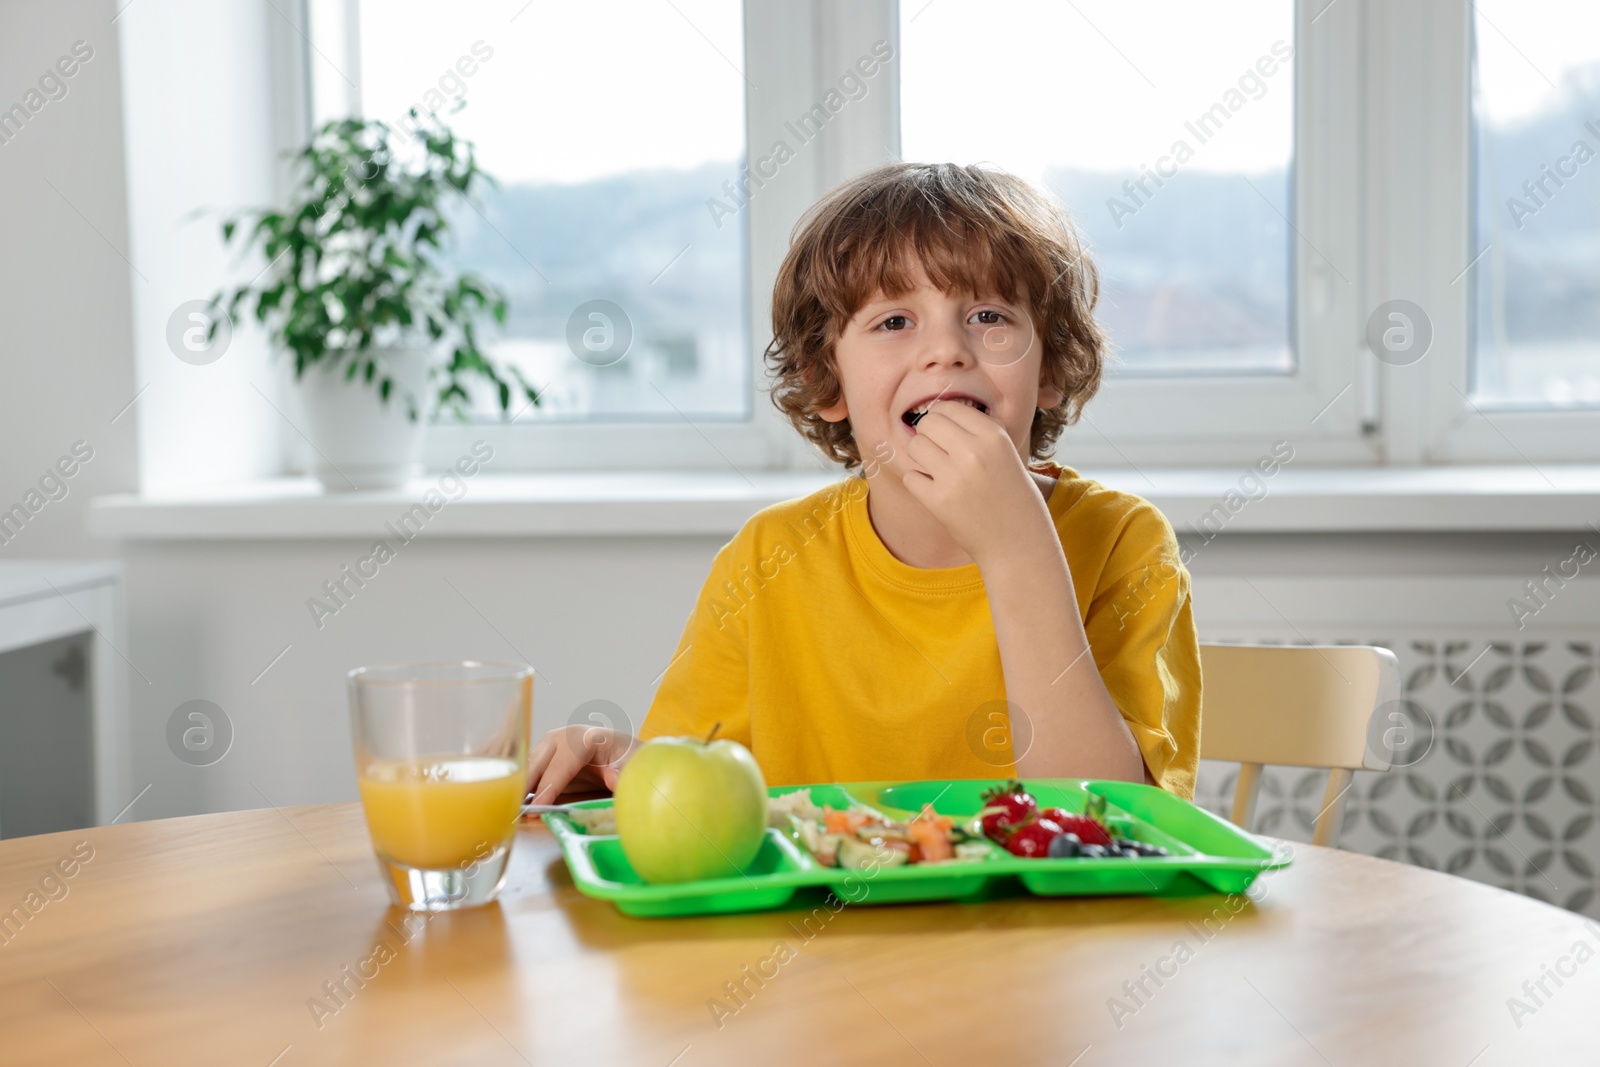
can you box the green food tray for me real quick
[543,778,1289,918]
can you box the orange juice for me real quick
[358,756,523,869]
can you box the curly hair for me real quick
[764,162,1107,468]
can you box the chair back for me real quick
[1199,643,1400,847]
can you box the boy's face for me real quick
[819,266,1063,476]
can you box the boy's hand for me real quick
[902,400,1057,565]
[526,725,637,804]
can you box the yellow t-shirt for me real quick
[640,465,1201,798]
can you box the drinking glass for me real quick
[348,660,533,910]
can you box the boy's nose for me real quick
[920,320,973,371]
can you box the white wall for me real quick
[0,0,138,559]
[0,0,311,552]
[116,0,301,493]
[121,534,717,819]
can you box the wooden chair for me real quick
[1199,643,1401,848]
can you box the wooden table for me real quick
[2,805,1596,1066]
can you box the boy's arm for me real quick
[981,530,1149,783]
[904,405,1147,784]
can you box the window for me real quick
[313,0,749,424]
[1427,0,1600,462]
[1471,0,1600,408]
[902,0,1296,378]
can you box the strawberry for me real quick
[1039,804,1113,848]
[979,780,1037,840]
[1004,818,1063,858]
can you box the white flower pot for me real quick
[299,345,433,491]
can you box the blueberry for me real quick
[1047,832,1082,858]
[1081,844,1108,858]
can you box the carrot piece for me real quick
[908,814,953,863]
[823,808,870,835]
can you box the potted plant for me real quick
[215,112,537,490]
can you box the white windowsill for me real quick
[86,466,1600,540]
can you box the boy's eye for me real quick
[877,315,910,332]
[972,309,1007,325]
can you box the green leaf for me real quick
[213,109,517,413]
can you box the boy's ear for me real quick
[817,396,849,423]
[1037,377,1065,410]
[804,357,848,422]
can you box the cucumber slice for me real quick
[792,817,842,866]
[838,836,909,870]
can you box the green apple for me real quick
[613,734,768,884]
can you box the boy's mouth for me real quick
[901,394,988,428]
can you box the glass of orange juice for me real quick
[348,660,532,910]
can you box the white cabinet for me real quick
[0,562,131,831]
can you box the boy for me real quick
[529,162,1200,801]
